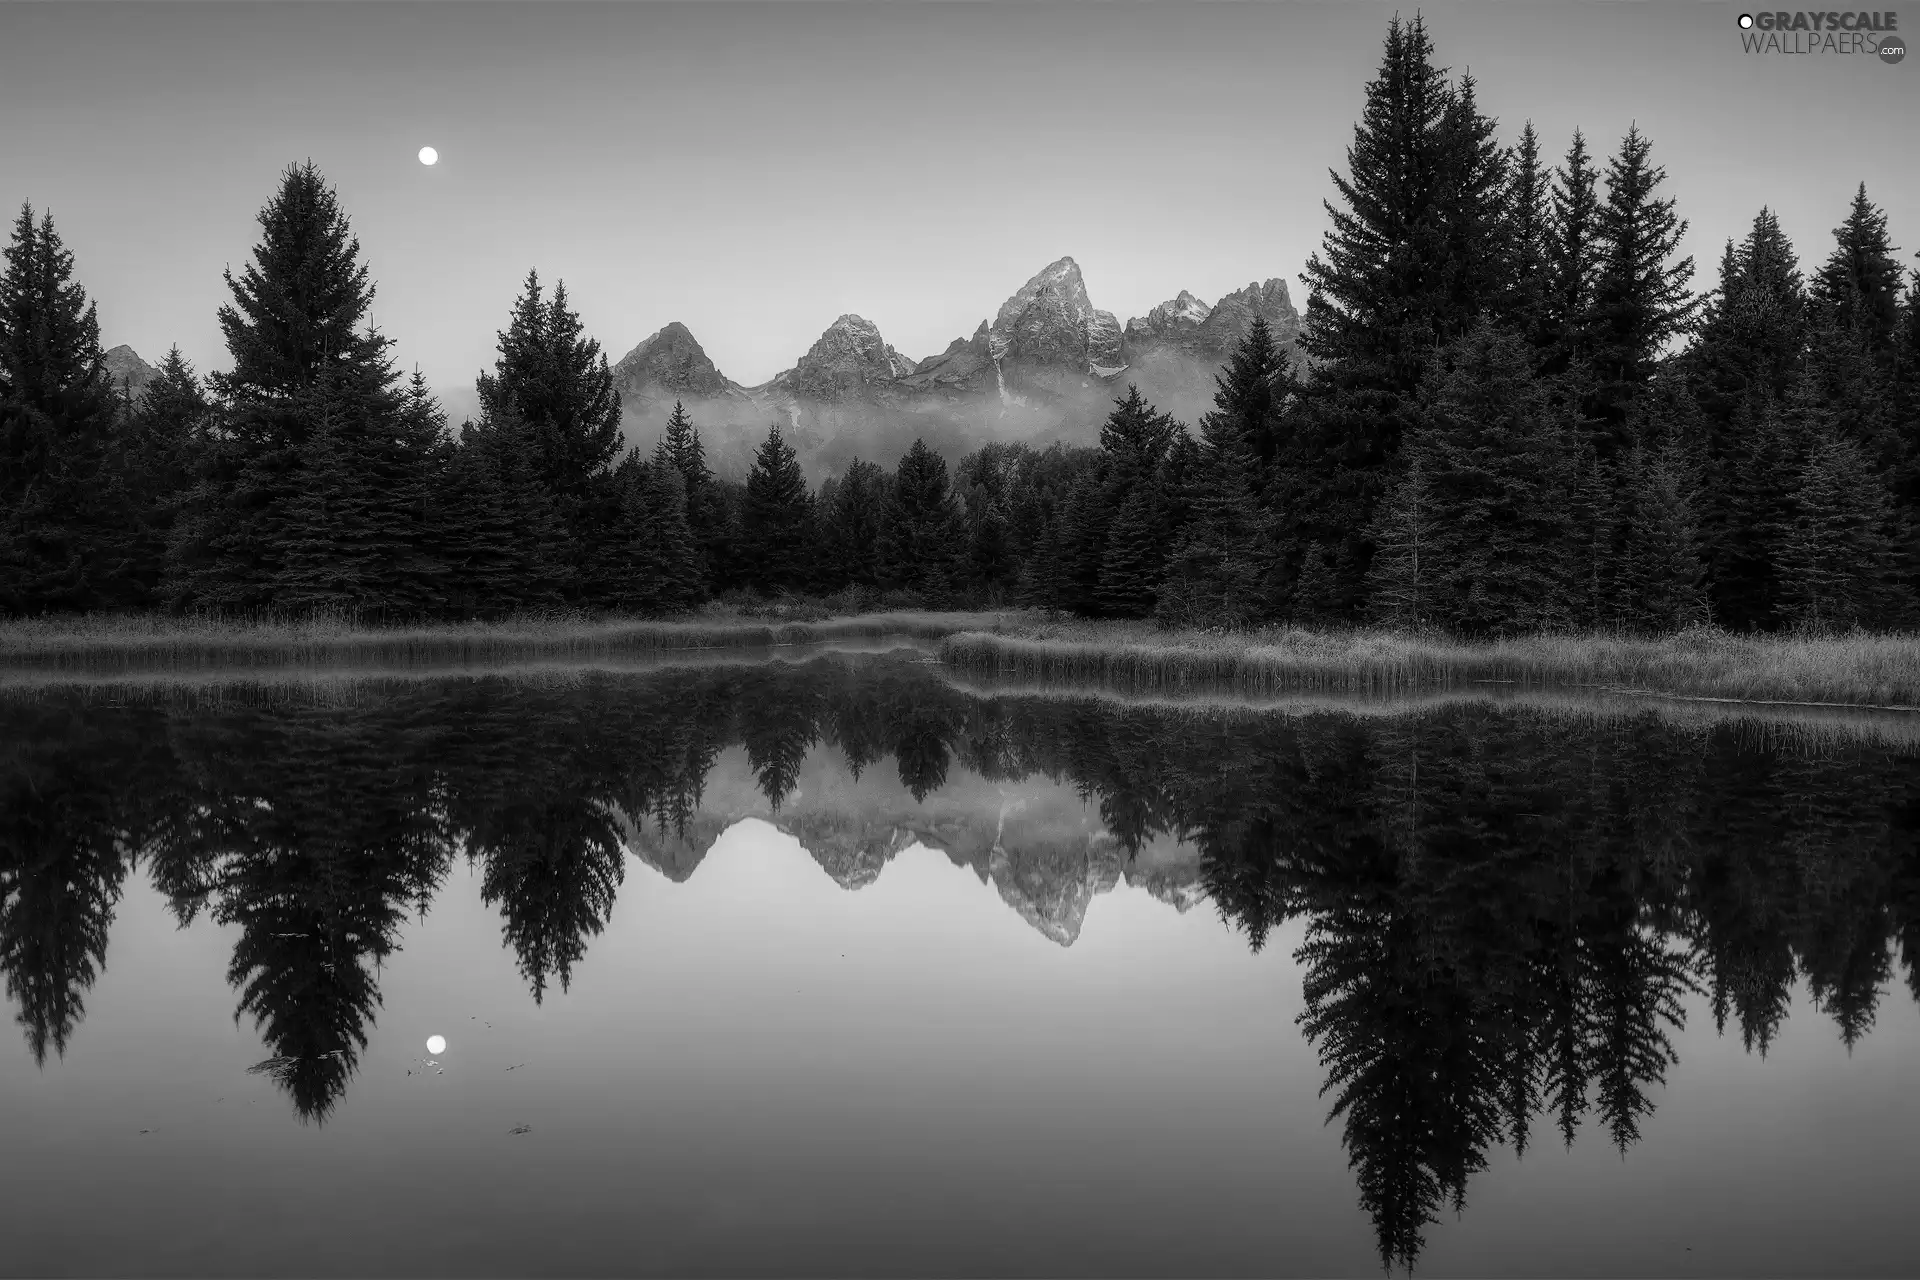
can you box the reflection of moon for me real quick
[426,1034,447,1054]
[418,146,438,166]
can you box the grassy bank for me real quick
[938,620,1920,711]
[939,665,1920,753]
[0,607,1016,677]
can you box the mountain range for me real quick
[101,256,1301,483]
[611,256,1301,480]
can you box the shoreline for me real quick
[937,620,1920,713]
[0,610,1005,676]
[6,610,1919,715]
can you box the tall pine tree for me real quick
[0,205,124,615]
[742,424,812,592]
[169,162,438,614]
[1809,184,1904,358]
[1391,319,1580,636]
[1543,129,1603,383]
[879,439,964,597]
[1776,433,1913,631]
[1294,15,1510,618]
[474,270,624,603]
[1587,125,1700,453]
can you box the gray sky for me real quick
[2,1,1914,396]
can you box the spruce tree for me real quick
[823,458,886,589]
[1686,212,1812,629]
[276,365,376,612]
[1294,15,1510,617]
[1396,319,1580,636]
[655,400,710,490]
[1053,472,1111,616]
[1690,208,1806,419]
[475,270,623,600]
[1776,433,1913,631]
[439,403,570,617]
[1098,384,1179,486]
[114,347,209,607]
[1566,446,1621,629]
[1503,120,1554,344]
[1544,129,1602,383]
[1204,317,1293,478]
[879,438,964,597]
[742,424,812,592]
[170,162,429,613]
[271,359,446,617]
[215,162,386,400]
[1095,489,1160,619]
[0,205,123,615]
[1613,444,1710,633]
[1365,452,1439,630]
[1810,184,1904,357]
[587,452,704,614]
[954,447,1023,596]
[640,455,706,612]
[1588,125,1700,453]
[651,399,730,593]
[1705,400,1799,631]
[1155,429,1276,629]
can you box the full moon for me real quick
[426,1034,447,1054]
[418,146,438,166]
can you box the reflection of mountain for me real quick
[615,741,1191,942]
[5,653,1920,1269]
[990,829,1125,947]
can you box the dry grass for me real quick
[938,665,1920,754]
[0,609,1015,678]
[938,620,1920,711]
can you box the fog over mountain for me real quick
[106,256,1301,484]
[611,256,1302,482]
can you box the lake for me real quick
[3,646,1918,1277]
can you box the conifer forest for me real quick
[5,14,1918,637]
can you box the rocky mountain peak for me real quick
[101,344,158,401]
[771,312,915,401]
[988,256,1125,376]
[1125,290,1213,342]
[1196,278,1300,350]
[610,322,740,401]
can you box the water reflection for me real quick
[2,651,1917,1270]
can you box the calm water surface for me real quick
[3,649,1918,1277]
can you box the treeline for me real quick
[4,17,1918,633]
[1005,19,1920,635]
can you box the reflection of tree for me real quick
[1191,705,1918,1271]
[1298,901,1506,1272]
[169,702,452,1122]
[470,798,625,1005]
[0,703,179,1064]
[0,816,130,1065]
[5,654,1920,1235]
[736,672,820,810]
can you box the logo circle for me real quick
[1881,38,1907,64]
[1738,12,1754,27]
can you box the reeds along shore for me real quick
[936,621,1920,710]
[0,609,1003,675]
[9,610,1920,712]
